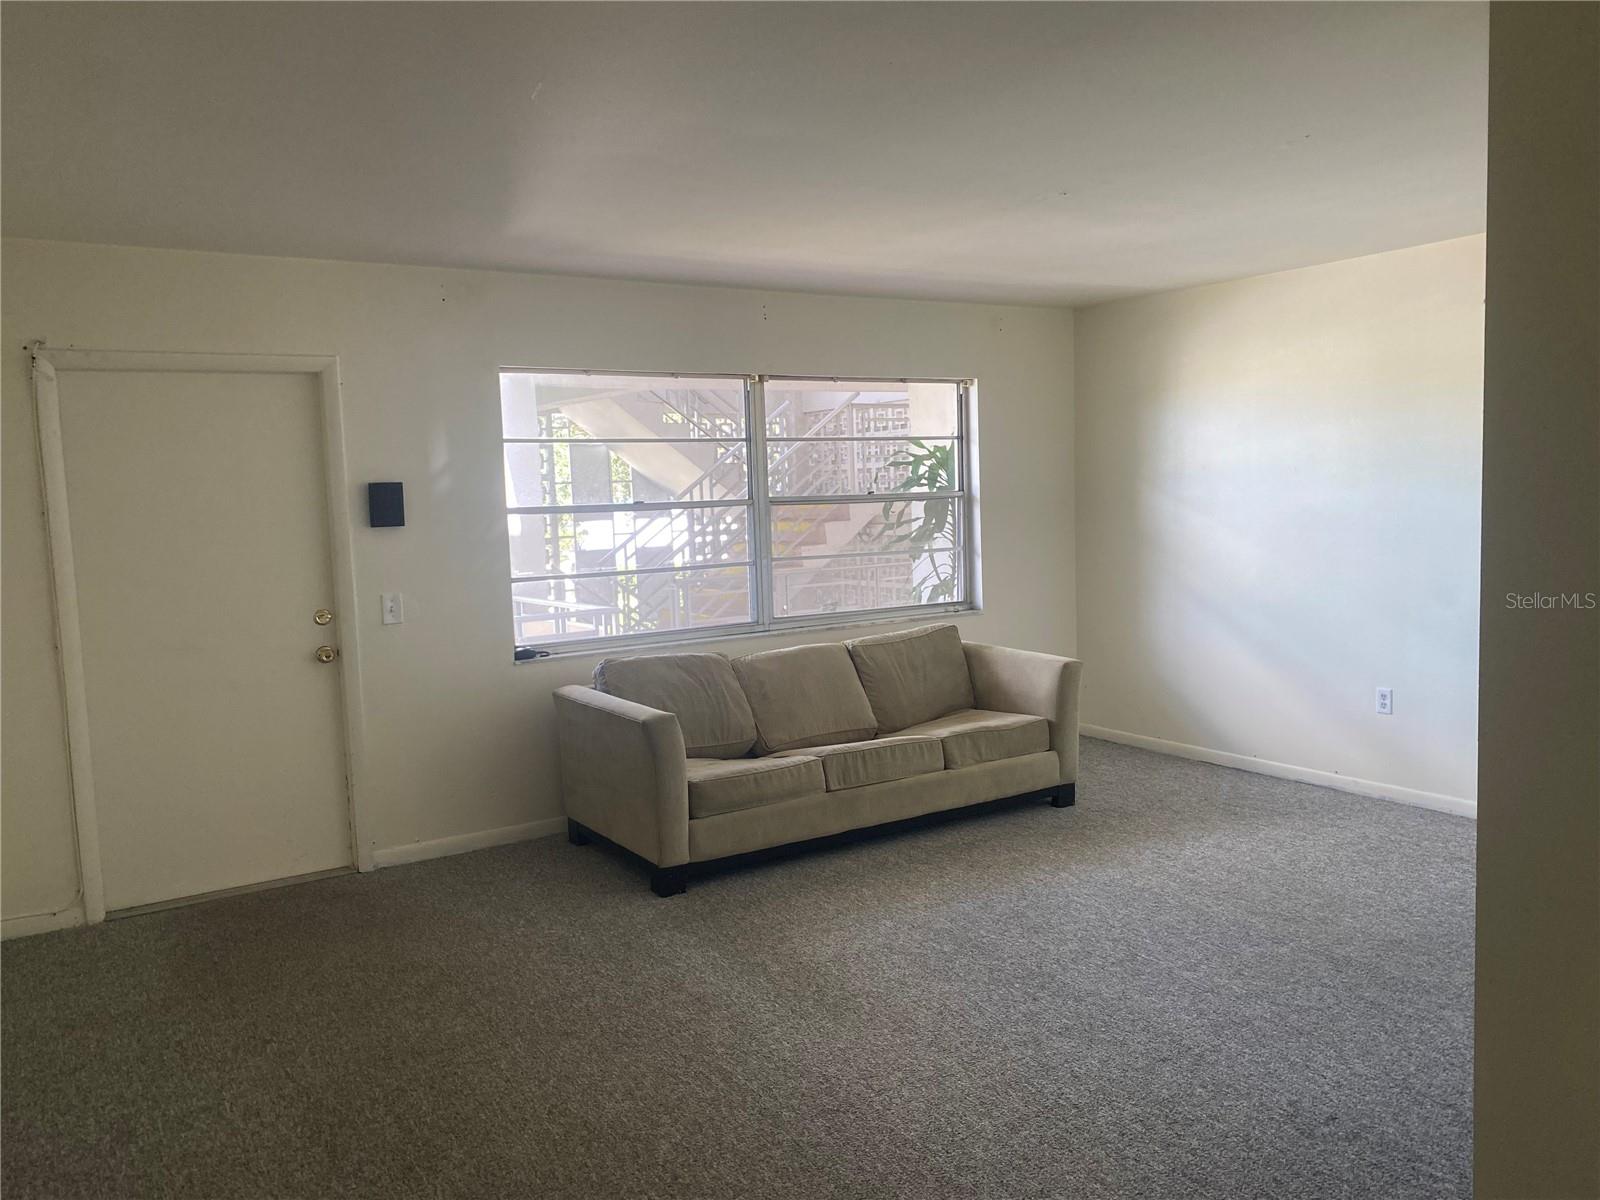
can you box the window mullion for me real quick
[767,490,963,505]
[960,380,975,610]
[749,376,775,631]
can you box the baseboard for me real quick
[372,816,567,868]
[1081,725,1477,819]
[2,901,86,940]
[108,867,354,920]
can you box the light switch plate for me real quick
[381,592,404,625]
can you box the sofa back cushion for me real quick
[731,643,878,755]
[593,652,756,758]
[846,623,975,733]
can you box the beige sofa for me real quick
[555,623,1083,895]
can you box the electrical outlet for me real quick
[1376,687,1393,715]
[381,592,404,625]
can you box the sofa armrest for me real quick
[554,685,690,867]
[962,643,1083,785]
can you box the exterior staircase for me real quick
[521,382,919,637]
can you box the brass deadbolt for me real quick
[314,608,334,626]
[315,645,338,664]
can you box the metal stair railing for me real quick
[534,388,898,629]
[584,388,863,579]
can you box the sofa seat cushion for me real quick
[594,652,756,758]
[846,623,976,733]
[772,735,943,792]
[731,643,878,754]
[685,755,824,819]
[895,709,1049,769]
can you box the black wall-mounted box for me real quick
[368,482,405,528]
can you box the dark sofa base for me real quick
[567,782,1075,897]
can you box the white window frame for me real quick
[505,370,976,659]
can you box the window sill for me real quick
[512,602,980,663]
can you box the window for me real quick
[763,378,967,622]
[502,370,972,655]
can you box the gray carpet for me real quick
[2,739,1475,1200]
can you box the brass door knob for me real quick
[314,608,334,626]
[315,645,338,663]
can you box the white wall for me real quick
[1,238,1075,927]
[1074,236,1484,808]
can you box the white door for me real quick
[57,369,352,911]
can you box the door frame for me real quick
[29,346,374,925]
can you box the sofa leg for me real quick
[567,819,592,846]
[1050,784,1076,808]
[650,866,688,898]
